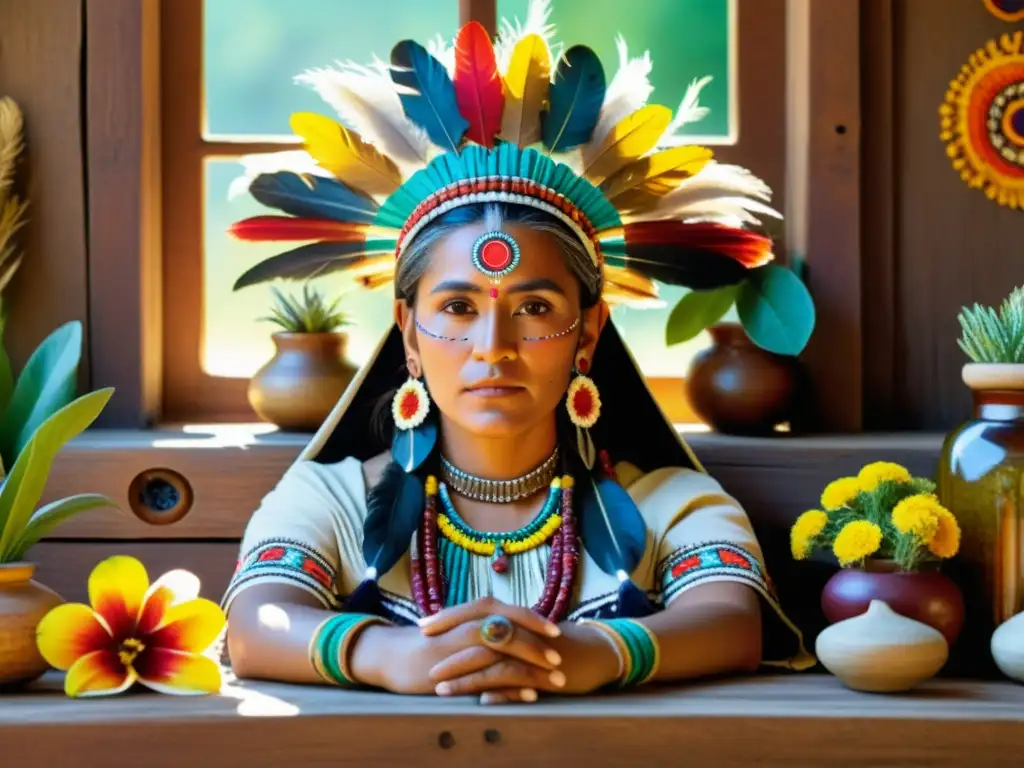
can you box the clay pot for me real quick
[685,323,802,435]
[816,600,949,692]
[821,559,965,647]
[248,332,359,432]
[0,563,63,688]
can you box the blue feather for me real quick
[391,418,437,472]
[578,474,648,577]
[363,461,425,577]
[233,240,395,290]
[542,46,606,153]
[249,172,379,223]
[390,40,469,153]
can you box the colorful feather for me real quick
[494,0,558,73]
[498,34,550,147]
[578,475,648,578]
[588,36,653,152]
[362,461,425,578]
[227,150,329,201]
[392,419,437,473]
[227,216,397,243]
[581,105,672,185]
[391,40,469,153]
[601,265,663,308]
[601,146,714,212]
[233,240,395,290]
[453,22,504,148]
[542,46,606,153]
[294,62,433,173]
[289,112,403,198]
[624,221,774,268]
[660,76,714,143]
[249,172,380,224]
[639,162,778,223]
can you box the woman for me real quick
[221,11,813,703]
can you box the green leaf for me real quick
[664,286,737,346]
[6,493,120,562]
[0,387,113,560]
[0,321,82,470]
[0,339,13,421]
[736,265,816,355]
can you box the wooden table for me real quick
[2,672,1023,766]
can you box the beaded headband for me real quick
[225,0,801,318]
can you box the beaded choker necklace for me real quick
[439,448,559,503]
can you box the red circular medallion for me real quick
[480,239,513,271]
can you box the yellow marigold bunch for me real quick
[832,520,883,567]
[790,509,828,560]
[891,494,942,541]
[821,477,860,511]
[928,507,961,558]
[856,461,912,492]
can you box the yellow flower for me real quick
[856,461,912,492]
[891,494,942,541]
[790,510,828,559]
[927,507,961,558]
[821,477,860,510]
[832,520,883,567]
[36,556,225,698]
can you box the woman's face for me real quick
[396,220,606,438]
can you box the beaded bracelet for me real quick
[578,618,661,688]
[308,612,390,687]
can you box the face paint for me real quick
[471,231,520,300]
[522,316,580,342]
[415,318,468,342]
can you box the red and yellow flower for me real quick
[36,555,225,698]
[392,378,430,430]
[566,375,601,429]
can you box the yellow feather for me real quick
[602,265,663,308]
[498,34,550,148]
[600,145,714,212]
[581,105,672,185]
[289,112,402,197]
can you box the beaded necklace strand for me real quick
[410,475,580,622]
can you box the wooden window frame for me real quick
[85,0,863,432]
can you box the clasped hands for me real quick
[367,597,622,704]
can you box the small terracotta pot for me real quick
[0,562,63,688]
[685,323,803,435]
[248,332,359,432]
[821,559,965,647]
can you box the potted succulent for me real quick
[791,461,965,647]
[0,321,119,688]
[667,255,816,435]
[938,285,1024,665]
[247,282,359,431]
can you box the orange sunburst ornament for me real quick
[567,373,601,429]
[392,377,431,430]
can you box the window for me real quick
[161,0,785,423]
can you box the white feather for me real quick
[294,59,434,176]
[226,150,328,200]
[623,162,778,223]
[659,76,713,143]
[426,33,455,77]
[495,0,561,74]
[586,36,653,152]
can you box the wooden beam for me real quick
[85,0,163,427]
[786,0,863,432]
[460,0,496,35]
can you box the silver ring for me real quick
[479,615,515,646]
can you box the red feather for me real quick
[453,21,504,148]
[228,216,386,243]
[623,222,774,268]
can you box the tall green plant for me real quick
[0,320,119,563]
[957,285,1024,364]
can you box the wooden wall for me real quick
[889,0,1023,430]
[0,0,89,385]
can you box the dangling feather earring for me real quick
[566,352,600,470]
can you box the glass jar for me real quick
[938,363,1024,676]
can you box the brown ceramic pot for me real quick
[685,323,802,434]
[0,563,63,688]
[247,332,359,432]
[821,559,965,647]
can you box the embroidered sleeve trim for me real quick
[658,541,777,604]
[221,539,339,612]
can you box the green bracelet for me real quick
[309,612,388,687]
[580,618,660,687]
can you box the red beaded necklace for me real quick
[410,475,580,622]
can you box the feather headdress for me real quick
[228,0,814,352]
